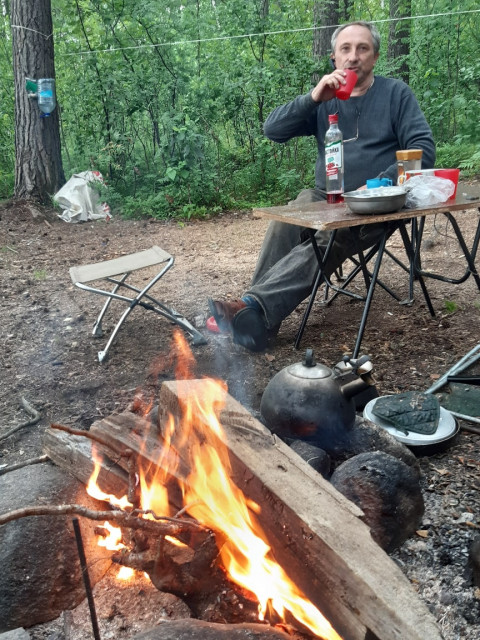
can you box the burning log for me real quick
[113,527,262,623]
[43,424,129,494]
[112,526,219,594]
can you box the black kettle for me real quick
[260,349,375,449]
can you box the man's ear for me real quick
[330,57,336,69]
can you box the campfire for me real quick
[80,331,342,640]
[1,329,443,639]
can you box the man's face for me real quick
[333,25,379,85]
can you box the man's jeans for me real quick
[245,188,398,329]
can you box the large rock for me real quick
[332,415,420,472]
[0,462,112,632]
[0,630,30,640]
[287,439,331,478]
[132,619,293,639]
[330,451,424,552]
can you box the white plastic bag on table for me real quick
[404,175,455,209]
[54,170,111,223]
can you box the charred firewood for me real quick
[111,520,261,623]
[113,532,218,595]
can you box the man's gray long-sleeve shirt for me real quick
[263,75,436,192]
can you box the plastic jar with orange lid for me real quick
[396,149,423,185]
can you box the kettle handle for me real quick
[303,348,316,367]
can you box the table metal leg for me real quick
[397,221,435,316]
[442,211,480,289]
[294,229,337,349]
[295,227,402,351]
[352,231,389,359]
[412,209,480,290]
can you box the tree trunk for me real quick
[388,0,412,84]
[11,0,65,203]
[312,0,342,84]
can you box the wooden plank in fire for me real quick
[43,427,129,496]
[87,410,189,511]
[157,380,442,640]
[88,410,191,478]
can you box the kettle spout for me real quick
[340,375,373,400]
[337,355,375,399]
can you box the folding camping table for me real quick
[70,245,207,362]
[254,191,480,358]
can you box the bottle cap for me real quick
[328,114,339,124]
[396,149,423,161]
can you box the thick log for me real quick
[158,380,442,640]
[89,412,185,476]
[43,427,129,496]
[88,410,188,511]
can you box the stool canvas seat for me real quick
[70,245,207,362]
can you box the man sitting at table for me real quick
[208,20,435,351]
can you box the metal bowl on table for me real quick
[343,186,407,215]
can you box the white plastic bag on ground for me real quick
[404,175,455,209]
[54,170,111,223]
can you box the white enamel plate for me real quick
[363,395,457,446]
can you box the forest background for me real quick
[1,1,479,219]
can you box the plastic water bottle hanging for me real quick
[37,78,56,117]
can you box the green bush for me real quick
[435,142,480,177]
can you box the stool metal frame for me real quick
[70,245,207,362]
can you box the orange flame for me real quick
[87,330,342,640]
[87,450,132,510]
[116,565,135,580]
[97,520,124,551]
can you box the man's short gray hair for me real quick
[331,21,381,55]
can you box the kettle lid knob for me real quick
[303,348,316,368]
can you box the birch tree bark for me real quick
[11,0,65,203]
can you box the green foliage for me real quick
[1,1,479,216]
[443,300,459,314]
[0,169,14,200]
[435,142,480,177]
[0,47,14,198]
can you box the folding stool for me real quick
[69,245,207,362]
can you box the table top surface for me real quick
[253,190,480,231]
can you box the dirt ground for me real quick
[1,189,480,639]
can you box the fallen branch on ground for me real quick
[0,397,41,442]
[0,454,48,476]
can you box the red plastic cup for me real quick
[335,69,358,100]
[434,168,460,200]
